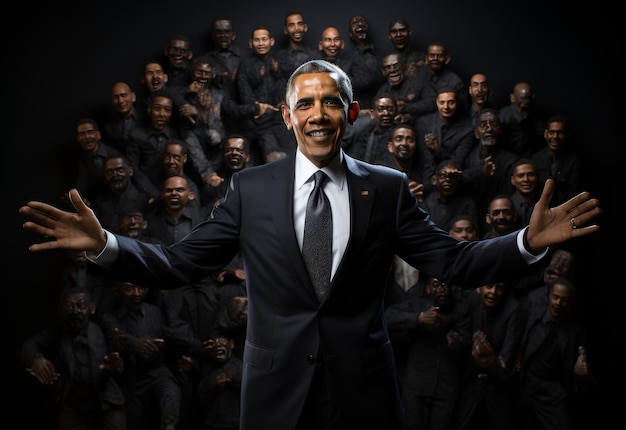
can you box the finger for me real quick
[20,203,61,228]
[68,189,90,214]
[572,207,602,230]
[26,236,62,252]
[535,178,555,211]
[566,195,601,220]
[22,220,54,237]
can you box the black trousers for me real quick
[295,362,343,430]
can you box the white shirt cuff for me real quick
[85,230,119,267]
[516,227,548,264]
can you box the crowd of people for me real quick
[19,11,597,430]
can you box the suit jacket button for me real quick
[306,354,315,365]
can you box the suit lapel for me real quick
[330,156,375,290]
[267,157,315,296]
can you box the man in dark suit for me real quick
[21,60,601,430]
[20,287,126,429]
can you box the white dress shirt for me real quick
[294,149,350,281]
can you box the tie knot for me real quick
[313,170,329,189]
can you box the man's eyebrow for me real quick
[323,95,343,103]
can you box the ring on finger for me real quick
[570,217,577,229]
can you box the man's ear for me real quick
[281,104,292,130]
[348,101,360,124]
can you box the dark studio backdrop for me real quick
[5,0,620,426]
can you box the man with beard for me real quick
[460,108,519,230]
[20,287,126,429]
[482,194,520,240]
[380,123,434,202]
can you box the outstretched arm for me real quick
[525,179,601,252]
[20,189,108,253]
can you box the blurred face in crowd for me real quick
[432,164,462,199]
[425,277,450,308]
[60,291,94,334]
[372,97,396,128]
[548,280,574,321]
[479,282,506,310]
[103,157,133,194]
[449,218,478,241]
[163,142,187,177]
[426,44,449,73]
[468,74,492,108]
[223,137,250,173]
[117,211,147,239]
[141,62,168,93]
[544,249,576,284]
[283,13,308,44]
[212,19,236,50]
[111,82,136,116]
[486,197,518,236]
[475,110,502,148]
[387,20,410,51]
[191,61,214,88]
[436,91,458,121]
[249,28,274,58]
[165,37,192,70]
[381,53,405,86]
[76,122,100,154]
[510,82,534,114]
[114,282,149,311]
[387,125,417,163]
[544,120,567,153]
[510,162,538,197]
[319,27,344,60]
[148,95,173,132]
[348,15,370,45]
[162,176,195,213]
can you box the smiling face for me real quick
[282,71,349,167]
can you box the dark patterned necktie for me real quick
[302,171,333,301]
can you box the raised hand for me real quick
[20,189,107,254]
[525,179,601,252]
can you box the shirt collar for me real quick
[295,148,346,191]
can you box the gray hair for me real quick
[284,60,354,110]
